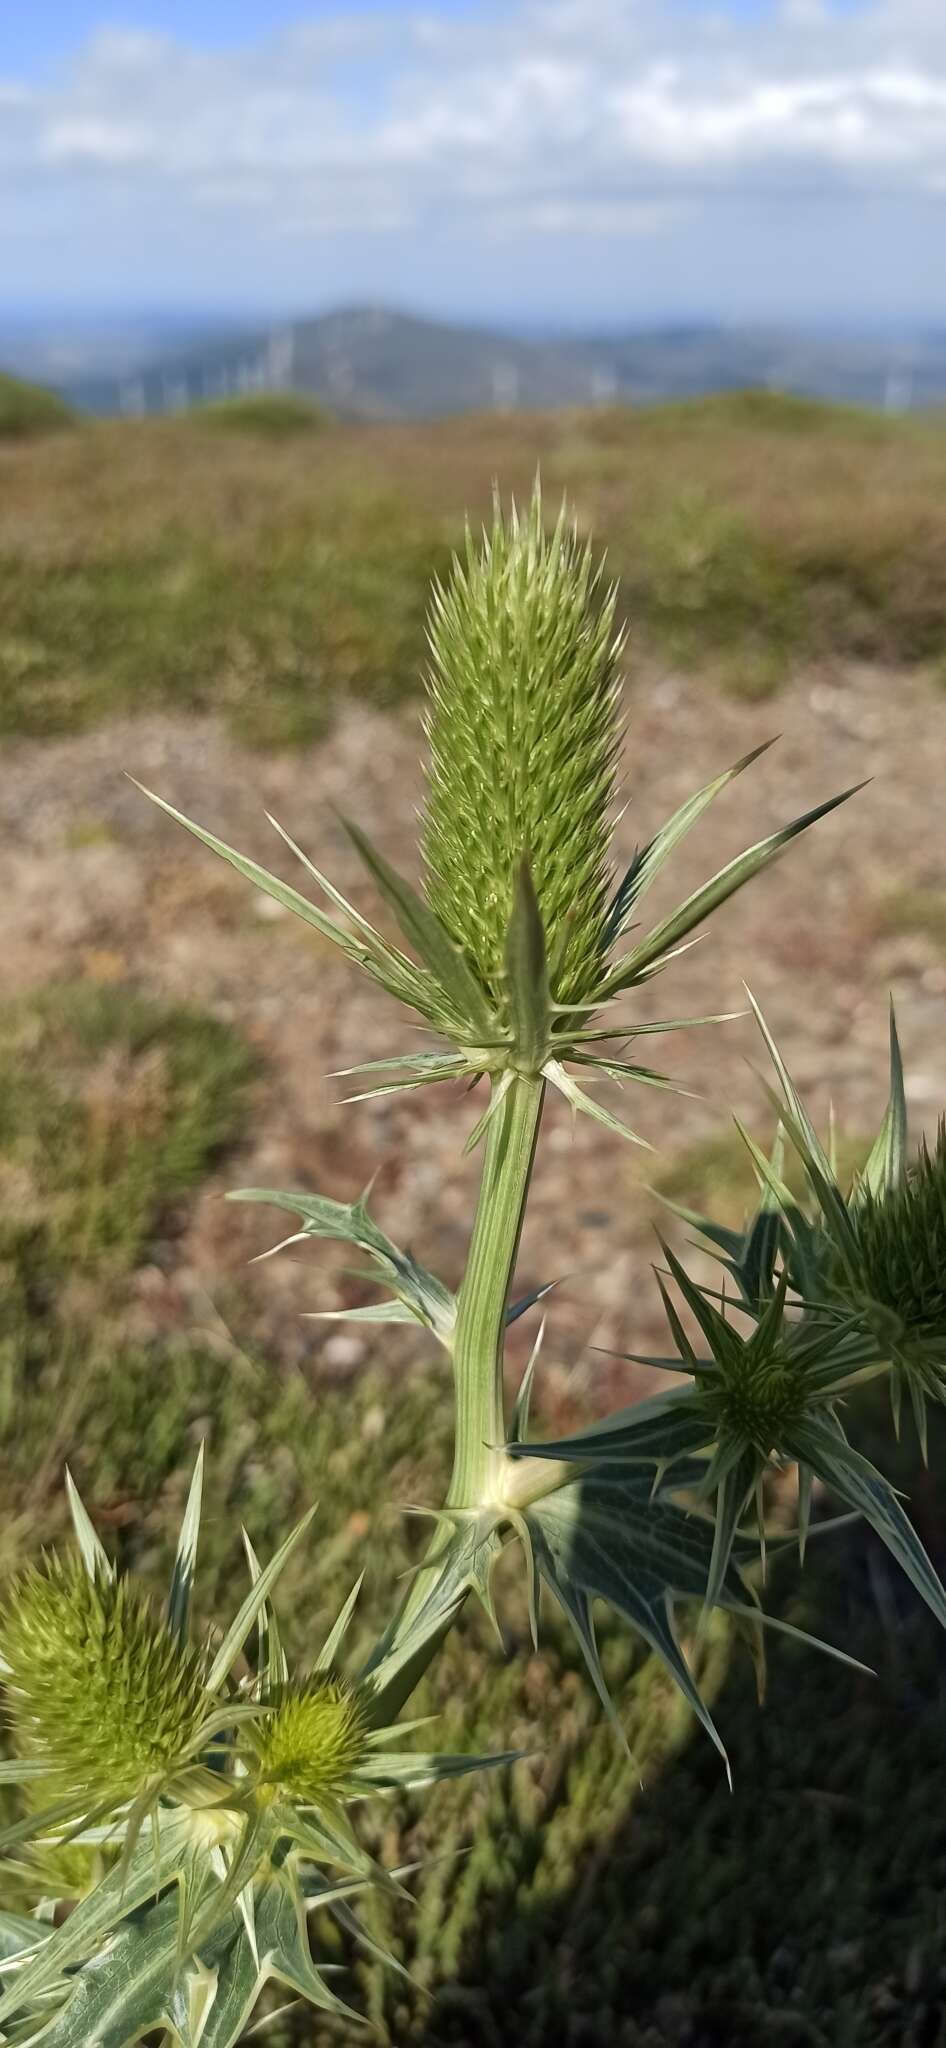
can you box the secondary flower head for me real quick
[422,484,622,1009]
[738,998,946,1451]
[0,1554,207,1810]
[0,1468,511,2048]
[647,1247,873,1604]
[832,1123,946,1369]
[249,1676,369,1805]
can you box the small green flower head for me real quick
[250,1678,369,1805]
[706,1336,807,1457]
[742,1002,946,1445]
[844,1123,946,1355]
[422,480,623,1008]
[0,1554,208,1806]
[646,1241,883,1606]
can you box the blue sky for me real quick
[1,0,944,325]
[2,1,480,74]
[1,0,862,74]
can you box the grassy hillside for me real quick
[190,390,334,436]
[0,372,75,441]
[2,392,945,743]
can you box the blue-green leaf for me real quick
[525,1472,730,1771]
[788,1414,946,1631]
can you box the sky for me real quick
[1,0,945,327]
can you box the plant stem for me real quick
[363,1073,545,1721]
[448,1072,546,1507]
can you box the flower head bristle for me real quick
[422,480,623,1008]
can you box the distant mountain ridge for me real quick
[22,304,946,418]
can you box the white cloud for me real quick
[2,0,946,313]
[41,117,153,166]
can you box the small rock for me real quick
[322,1332,367,1369]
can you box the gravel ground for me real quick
[3,657,945,1428]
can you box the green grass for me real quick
[625,487,801,681]
[191,391,333,436]
[0,979,256,1433]
[3,396,946,745]
[874,886,946,950]
[637,388,903,439]
[652,1126,872,1230]
[0,507,456,746]
[0,372,75,441]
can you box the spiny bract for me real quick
[250,1678,369,1804]
[0,1555,208,1804]
[422,484,623,1008]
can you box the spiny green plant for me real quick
[0,1459,507,2044]
[728,998,946,1454]
[2,477,945,2045]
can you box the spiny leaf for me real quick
[342,816,495,1039]
[167,1446,204,1649]
[206,1510,316,1693]
[228,1184,455,1342]
[509,1320,546,1446]
[605,738,776,943]
[504,1385,710,1466]
[0,1815,191,2023]
[543,1058,652,1148]
[241,1531,288,1691]
[860,1000,908,1200]
[132,784,385,981]
[504,857,550,1071]
[525,1474,730,1772]
[64,1469,112,1583]
[788,1414,946,1631]
[315,1575,365,1675]
[602,781,865,994]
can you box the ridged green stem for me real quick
[367,1075,545,1716]
[447,1073,546,1507]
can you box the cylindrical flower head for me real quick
[0,1556,209,1806]
[422,482,623,1009]
[251,1678,368,1805]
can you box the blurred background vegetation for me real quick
[2,380,946,2043]
[4,379,946,744]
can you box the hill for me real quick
[0,372,75,440]
[39,305,946,420]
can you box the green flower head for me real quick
[706,1331,807,1455]
[250,1677,369,1805]
[841,1122,946,1354]
[734,998,946,1450]
[422,483,622,1009]
[0,1554,207,1808]
[0,1470,509,2048]
[136,478,858,1142]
